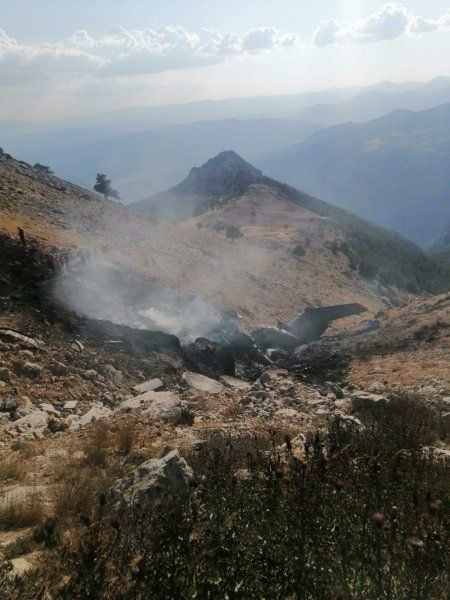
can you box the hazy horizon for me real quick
[1,1,449,120]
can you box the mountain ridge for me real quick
[259,103,450,247]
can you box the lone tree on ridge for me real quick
[94,173,120,200]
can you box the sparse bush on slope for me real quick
[9,394,448,599]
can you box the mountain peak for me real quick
[131,151,264,222]
[176,150,263,202]
[186,150,263,183]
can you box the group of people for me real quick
[47,248,71,277]
[17,226,94,279]
[47,247,93,278]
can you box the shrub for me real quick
[292,244,306,258]
[16,399,448,599]
[33,163,53,175]
[225,224,243,242]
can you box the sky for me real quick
[0,1,449,120]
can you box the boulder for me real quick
[220,375,251,390]
[79,403,112,426]
[351,392,389,411]
[82,369,98,381]
[8,410,48,433]
[110,450,193,507]
[13,362,44,378]
[0,368,10,382]
[101,364,123,384]
[183,371,223,394]
[118,391,181,419]
[0,329,45,350]
[63,400,78,410]
[50,362,69,376]
[39,403,61,417]
[260,368,289,384]
[133,378,164,394]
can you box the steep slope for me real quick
[132,151,265,221]
[0,149,394,334]
[134,151,449,295]
[259,104,450,247]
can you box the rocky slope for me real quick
[0,149,407,335]
[0,150,448,584]
[134,150,449,295]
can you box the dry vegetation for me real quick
[1,395,447,599]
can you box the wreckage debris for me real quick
[277,303,367,345]
[251,326,302,352]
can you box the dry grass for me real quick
[0,492,44,530]
[0,455,26,483]
[219,399,244,420]
[114,423,135,455]
[82,421,112,467]
[51,425,127,526]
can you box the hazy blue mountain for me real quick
[1,76,446,136]
[431,221,450,255]
[259,104,450,248]
[1,118,319,202]
[293,84,450,126]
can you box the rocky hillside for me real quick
[0,149,390,334]
[133,151,449,295]
[0,148,448,594]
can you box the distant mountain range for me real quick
[1,76,449,247]
[1,76,449,203]
[259,103,450,248]
[0,119,319,202]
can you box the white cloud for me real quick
[0,25,299,86]
[242,27,299,52]
[313,3,450,47]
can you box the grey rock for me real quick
[101,391,116,407]
[39,403,61,417]
[0,368,10,382]
[368,382,387,394]
[220,375,251,390]
[8,410,48,433]
[133,378,164,394]
[14,362,44,378]
[102,364,123,384]
[0,329,45,350]
[50,362,69,376]
[351,392,389,411]
[79,403,112,425]
[183,371,223,394]
[82,369,98,381]
[110,450,193,507]
[63,400,78,410]
[118,391,181,419]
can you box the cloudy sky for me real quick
[1,1,449,119]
